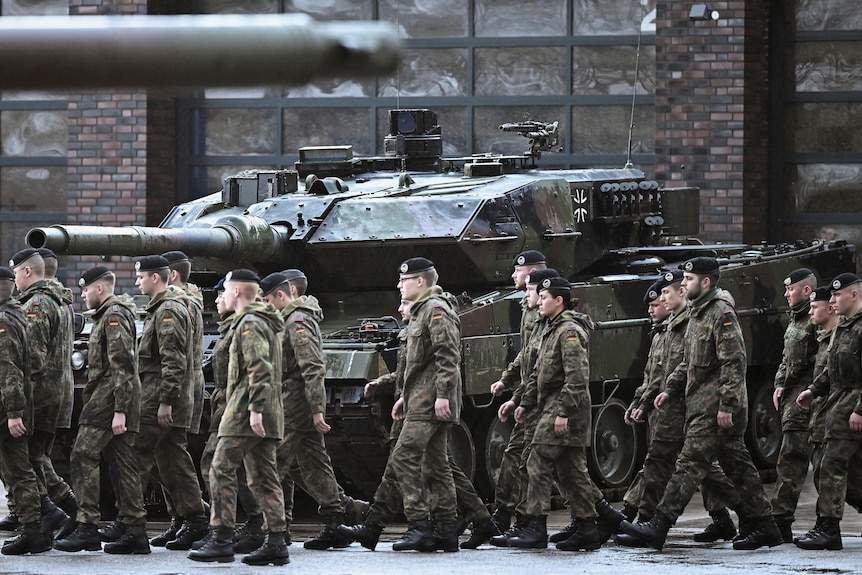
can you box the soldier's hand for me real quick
[630,408,645,424]
[313,412,331,433]
[654,392,670,413]
[850,412,862,432]
[364,380,378,399]
[796,390,814,410]
[157,403,173,428]
[112,412,127,435]
[250,411,265,437]
[514,406,526,425]
[498,400,516,423]
[7,417,25,438]
[554,416,569,436]
[490,380,506,396]
[717,410,733,428]
[435,398,451,420]
[392,398,405,421]
[773,387,783,411]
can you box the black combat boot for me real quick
[549,519,577,544]
[489,508,512,533]
[187,526,235,563]
[0,512,19,531]
[619,512,671,550]
[232,514,265,553]
[150,516,181,546]
[242,532,290,566]
[39,495,68,544]
[732,515,784,550]
[489,513,526,547]
[53,522,101,552]
[460,517,501,549]
[166,514,209,550]
[54,491,78,541]
[596,499,627,544]
[732,514,753,542]
[693,507,737,542]
[793,517,842,551]
[621,502,638,523]
[98,518,126,542]
[615,531,649,547]
[794,516,822,544]
[430,518,460,552]
[774,518,793,544]
[304,514,352,550]
[392,519,435,551]
[343,496,370,526]
[104,524,151,554]
[557,517,602,551]
[1,521,51,555]
[337,518,383,551]
[507,515,548,549]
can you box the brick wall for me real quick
[654,1,770,243]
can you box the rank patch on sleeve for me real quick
[432,313,443,321]
[162,317,173,322]
[109,321,119,326]
[242,328,251,336]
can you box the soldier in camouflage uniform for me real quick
[132,255,208,549]
[616,273,738,547]
[795,273,862,550]
[10,248,72,542]
[620,257,782,551]
[0,266,49,556]
[188,269,289,566]
[54,266,149,555]
[770,268,818,542]
[259,270,350,551]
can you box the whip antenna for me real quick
[625,7,645,169]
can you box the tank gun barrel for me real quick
[26,216,289,261]
[0,14,399,90]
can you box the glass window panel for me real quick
[378,49,468,97]
[783,224,862,256]
[1,110,67,156]
[572,0,656,35]
[0,166,65,212]
[795,0,862,32]
[794,42,862,92]
[572,105,654,155]
[284,0,372,20]
[573,45,655,95]
[206,165,273,196]
[1,0,67,15]
[198,0,278,14]
[0,221,34,263]
[378,0,467,38]
[786,103,862,154]
[285,78,372,98]
[375,107,467,157]
[475,0,567,37]
[205,108,277,155]
[283,107,373,156]
[1,91,67,101]
[204,88,280,99]
[786,164,862,214]
[474,106,565,155]
[474,47,567,96]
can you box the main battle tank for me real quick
[29,109,856,499]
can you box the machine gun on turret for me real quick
[498,120,561,159]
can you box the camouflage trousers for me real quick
[810,439,825,494]
[391,420,456,522]
[656,434,772,524]
[277,428,344,519]
[0,430,41,524]
[513,410,539,517]
[624,439,739,521]
[134,424,204,518]
[524,443,603,518]
[770,429,812,522]
[210,435,285,532]
[816,437,862,519]
[494,421,525,514]
[188,374,205,435]
[71,425,146,526]
[200,431,260,517]
[28,429,72,501]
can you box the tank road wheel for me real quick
[449,420,476,482]
[746,381,781,469]
[588,399,640,488]
[473,414,515,499]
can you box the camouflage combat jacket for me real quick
[137,285,193,428]
[774,300,817,431]
[500,298,540,397]
[208,311,235,433]
[809,307,862,440]
[49,279,75,429]
[525,309,594,447]
[0,297,32,427]
[279,295,327,431]
[17,279,70,432]
[378,327,407,440]
[666,288,748,437]
[219,302,284,439]
[809,325,834,443]
[181,283,206,434]
[80,294,141,432]
[402,285,461,423]
[629,320,668,415]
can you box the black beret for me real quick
[644,280,663,305]
[0,267,14,281]
[9,248,39,268]
[260,272,289,297]
[281,269,307,282]
[213,276,226,293]
[513,250,546,267]
[161,251,190,265]
[830,272,862,292]
[36,248,57,260]
[810,286,831,303]
[660,269,684,287]
[680,256,719,275]
[399,257,434,276]
[538,276,571,294]
[78,266,112,288]
[225,269,260,285]
[134,255,169,272]
[526,268,559,286]
[784,268,815,287]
